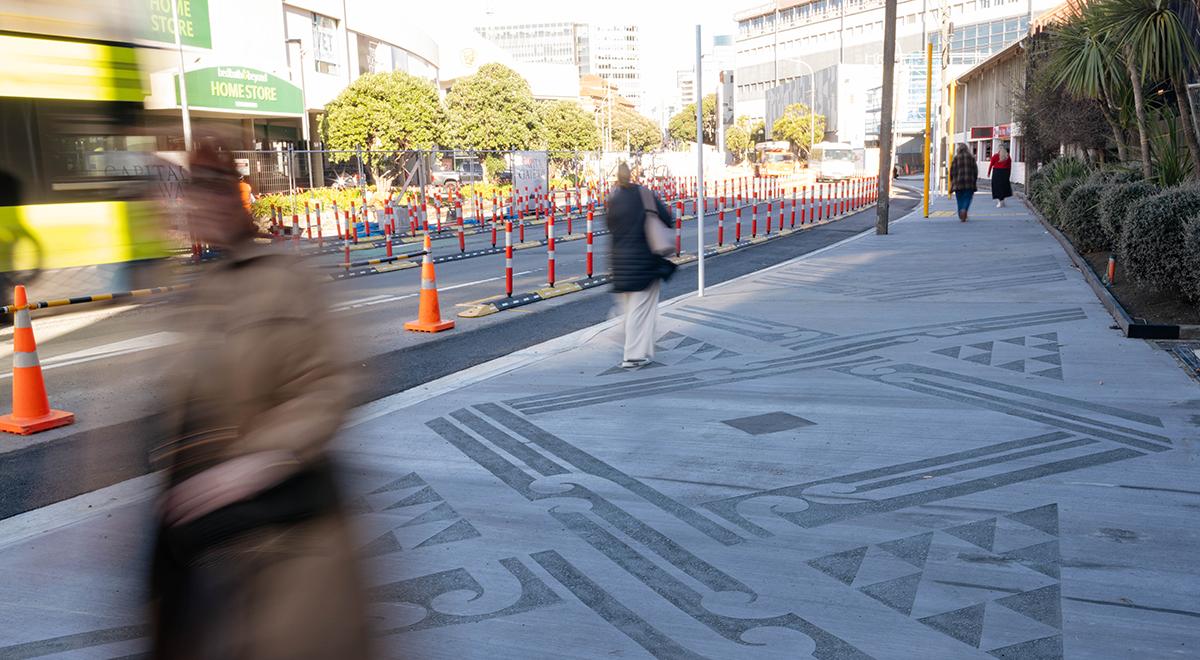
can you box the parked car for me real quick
[431,161,484,193]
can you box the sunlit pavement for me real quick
[1,193,1197,659]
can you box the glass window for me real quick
[312,14,338,74]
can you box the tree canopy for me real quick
[771,103,826,157]
[667,94,718,146]
[320,70,444,190]
[445,63,540,152]
[538,100,601,153]
[725,120,751,162]
[611,106,662,152]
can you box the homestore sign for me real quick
[175,66,303,115]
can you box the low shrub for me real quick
[1058,182,1107,251]
[1045,176,1085,226]
[1183,214,1200,301]
[1028,157,1090,223]
[1086,166,1141,186]
[1122,185,1200,294]
[1098,181,1159,255]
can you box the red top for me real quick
[988,153,1012,176]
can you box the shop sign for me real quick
[995,124,1012,138]
[175,66,303,115]
[140,0,212,49]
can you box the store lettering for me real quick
[209,81,279,102]
[148,0,196,39]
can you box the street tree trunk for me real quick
[1171,69,1200,179]
[1124,47,1153,179]
[1098,77,1128,162]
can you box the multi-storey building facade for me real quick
[476,22,642,110]
[734,0,1057,127]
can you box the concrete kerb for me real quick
[351,200,913,427]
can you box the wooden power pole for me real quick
[876,0,899,234]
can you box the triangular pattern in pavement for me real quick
[994,584,1062,629]
[987,634,1063,659]
[996,360,1027,373]
[360,531,403,558]
[1034,367,1063,380]
[1005,504,1059,537]
[964,351,994,365]
[918,602,987,648]
[944,518,998,551]
[1002,540,1060,579]
[1000,336,1027,346]
[1030,353,1062,366]
[933,346,963,359]
[714,349,741,359]
[859,572,923,615]
[969,341,995,352]
[807,546,868,585]
[676,336,701,349]
[877,532,934,569]
[399,501,460,528]
[370,472,426,494]
[384,485,443,510]
[414,518,481,548]
[1031,333,1058,342]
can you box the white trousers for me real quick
[619,280,661,362]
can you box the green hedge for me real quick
[1028,157,1090,225]
[1059,182,1107,252]
[1098,181,1159,255]
[1123,185,1200,294]
[1183,213,1200,301]
[1046,177,1086,226]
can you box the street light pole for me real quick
[287,38,315,190]
[787,58,817,156]
[169,0,192,151]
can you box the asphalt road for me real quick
[0,180,918,519]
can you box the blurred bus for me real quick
[0,1,170,303]
[753,141,797,178]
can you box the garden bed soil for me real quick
[1082,251,1200,326]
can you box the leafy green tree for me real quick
[725,122,751,162]
[320,70,444,192]
[1094,0,1200,179]
[771,103,826,158]
[611,106,662,152]
[538,100,600,154]
[667,94,718,145]
[749,118,766,144]
[445,63,539,152]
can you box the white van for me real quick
[810,142,858,182]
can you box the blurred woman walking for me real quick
[605,162,676,369]
[989,146,1012,207]
[950,144,979,222]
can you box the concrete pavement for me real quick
[1,192,1197,658]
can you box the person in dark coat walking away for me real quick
[950,144,978,222]
[605,162,676,368]
[989,146,1012,207]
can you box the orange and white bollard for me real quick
[586,209,594,278]
[736,206,742,242]
[547,213,556,287]
[718,209,725,246]
[751,202,758,238]
[675,202,683,257]
[505,220,514,297]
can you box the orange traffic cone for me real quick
[404,234,455,333]
[0,286,74,435]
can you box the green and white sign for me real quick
[175,67,303,115]
[141,0,212,49]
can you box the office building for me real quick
[476,22,643,110]
[734,0,1059,127]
